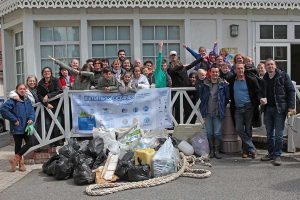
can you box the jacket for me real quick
[97,76,120,91]
[168,57,203,87]
[228,73,262,127]
[262,69,295,114]
[0,98,35,134]
[196,77,229,120]
[37,77,62,107]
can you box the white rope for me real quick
[85,153,211,196]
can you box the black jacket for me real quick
[228,73,262,127]
[37,77,62,107]
[262,69,295,114]
[168,57,203,87]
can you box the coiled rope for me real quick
[85,153,211,196]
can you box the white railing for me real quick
[25,88,201,154]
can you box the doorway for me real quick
[291,44,300,85]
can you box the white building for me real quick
[1,0,300,95]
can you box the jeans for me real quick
[264,106,286,157]
[204,114,222,141]
[13,134,33,156]
[234,104,256,153]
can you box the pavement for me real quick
[1,131,300,199]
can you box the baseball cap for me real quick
[169,51,177,56]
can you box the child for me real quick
[58,67,74,89]
[132,66,150,89]
[118,72,137,94]
[97,67,120,92]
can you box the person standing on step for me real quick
[0,83,35,172]
[260,59,296,166]
[196,65,229,159]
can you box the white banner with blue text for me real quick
[70,88,173,133]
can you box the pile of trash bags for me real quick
[42,138,107,185]
[42,122,209,185]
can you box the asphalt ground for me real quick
[1,152,300,200]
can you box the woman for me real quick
[122,59,133,72]
[37,67,63,146]
[9,75,39,104]
[111,59,125,82]
[0,83,35,172]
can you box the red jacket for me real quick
[59,75,75,89]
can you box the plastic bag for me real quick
[42,154,60,175]
[58,143,76,159]
[118,125,143,150]
[73,162,95,185]
[191,133,209,157]
[92,152,107,170]
[54,155,73,180]
[135,137,158,149]
[127,164,151,182]
[115,151,134,181]
[152,137,177,177]
[93,128,120,154]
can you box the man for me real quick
[118,49,126,65]
[260,59,296,166]
[196,66,229,159]
[229,63,262,159]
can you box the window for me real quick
[142,25,180,64]
[259,46,288,72]
[294,25,300,39]
[40,27,80,74]
[91,26,131,64]
[15,32,24,84]
[260,25,287,39]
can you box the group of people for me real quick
[0,41,296,172]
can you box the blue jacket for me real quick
[262,69,295,114]
[0,98,35,134]
[196,78,229,120]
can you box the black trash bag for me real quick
[127,164,151,182]
[71,152,95,169]
[79,140,93,157]
[58,143,76,159]
[54,155,74,180]
[42,153,60,175]
[115,151,134,181]
[92,152,107,170]
[69,151,80,168]
[73,162,95,185]
[69,138,80,151]
[47,160,58,176]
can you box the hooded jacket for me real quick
[0,97,35,134]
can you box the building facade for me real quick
[1,0,300,95]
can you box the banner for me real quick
[70,88,173,133]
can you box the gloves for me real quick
[25,124,35,136]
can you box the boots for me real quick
[9,154,21,172]
[19,157,26,172]
[214,139,222,159]
[208,139,214,158]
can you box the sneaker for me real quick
[261,154,274,161]
[272,157,282,166]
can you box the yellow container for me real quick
[134,148,156,167]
